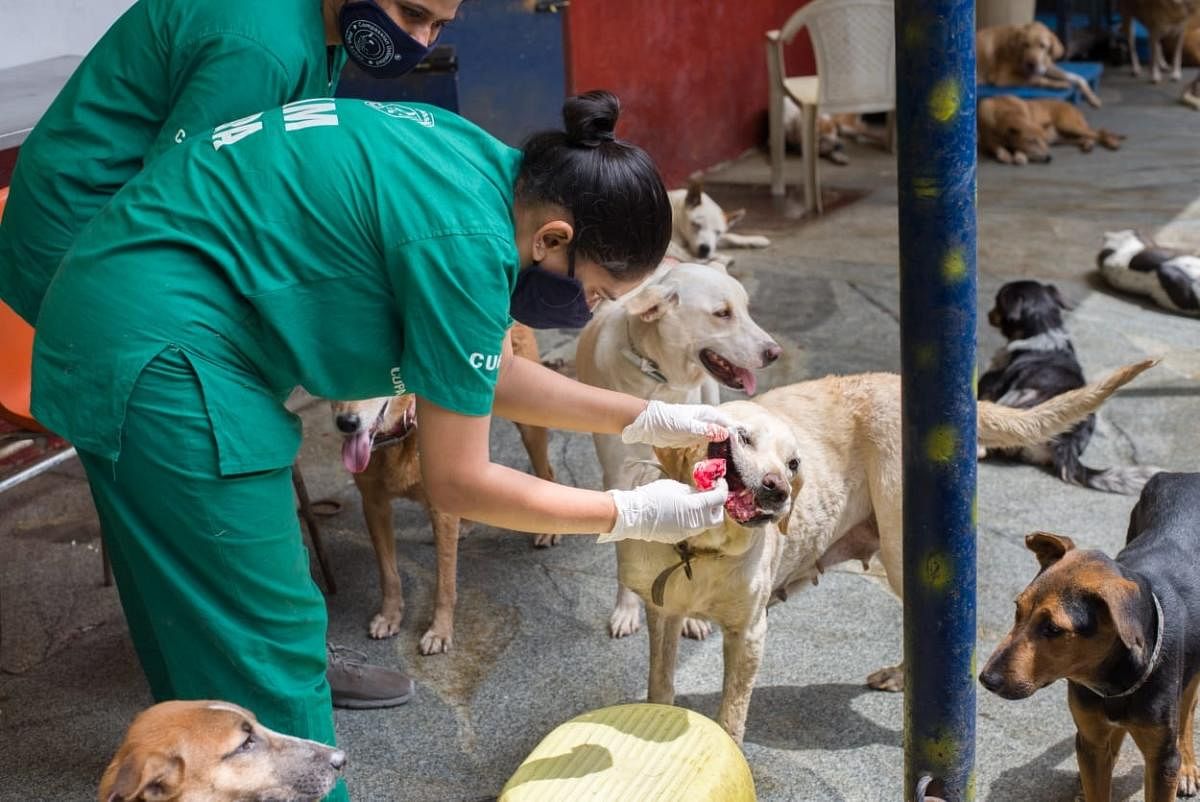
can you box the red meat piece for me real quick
[692,458,727,490]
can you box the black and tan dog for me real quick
[980,472,1200,801]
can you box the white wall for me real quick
[0,0,137,70]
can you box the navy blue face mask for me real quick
[339,1,431,79]
[510,255,593,330]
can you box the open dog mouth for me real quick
[340,401,417,474]
[699,348,757,395]
[705,439,776,525]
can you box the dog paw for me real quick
[608,606,642,639]
[368,611,403,639]
[532,533,562,548]
[419,627,452,655]
[745,236,771,249]
[866,664,904,692]
[681,617,713,640]
[1178,763,1200,796]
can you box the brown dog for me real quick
[99,700,344,802]
[331,323,555,655]
[980,473,1200,801]
[977,22,1103,107]
[1120,0,1200,82]
[978,95,1124,165]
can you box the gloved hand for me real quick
[620,400,734,448]
[597,478,729,544]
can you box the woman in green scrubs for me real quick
[0,0,459,326]
[31,91,731,801]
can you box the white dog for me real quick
[574,260,781,640]
[666,179,770,264]
[627,360,1155,743]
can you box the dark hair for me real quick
[516,90,671,278]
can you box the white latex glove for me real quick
[620,400,735,448]
[598,478,729,544]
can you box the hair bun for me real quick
[562,90,619,148]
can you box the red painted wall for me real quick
[566,1,814,187]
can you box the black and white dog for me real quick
[979,280,1160,495]
[1098,230,1200,316]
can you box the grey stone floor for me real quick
[2,72,1198,801]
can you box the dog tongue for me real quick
[735,367,757,396]
[342,431,373,474]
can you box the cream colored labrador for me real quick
[623,360,1156,743]
[575,260,780,640]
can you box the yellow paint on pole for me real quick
[929,79,961,123]
[941,247,967,283]
[926,424,958,463]
[915,343,938,370]
[923,551,951,591]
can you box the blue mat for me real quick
[978,61,1103,103]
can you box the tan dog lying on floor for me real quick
[622,360,1155,743]
[331,323,555,655]
[99,700,344,802]
[977,22,1103,107]
[978,96,1124,165]
[575,260,780,641]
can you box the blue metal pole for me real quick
[895,1,977,800]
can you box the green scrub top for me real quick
[32,98,522,476]
[0,0,345,325]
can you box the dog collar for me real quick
[1089,591,1165,699]
[650,541,722,607]
[621,320,669,384]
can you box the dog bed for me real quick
[977,61,1104,103]
[499,703,755,801]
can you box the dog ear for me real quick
[1089,577,1149,656]
[101,752,185,802]
[723,208,747,229]
[777,464,805,536]
[1045,283,1075,311]
[685,178,703,209]
[652,443,708,484]
[1050,32,1065,60]
[623,284,679,322]
[1025,531,1075,570]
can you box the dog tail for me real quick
[978,359,1158,450]
[1053,444,1161,495]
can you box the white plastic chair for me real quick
[767,0,896,214]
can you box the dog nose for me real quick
[697,243,711,258]
[758,472,789,504]
[763,343,782,364]
[978,669,1001,693]
[329,750,347,770]
[335,414,360,434]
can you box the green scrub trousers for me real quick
[80,347,348,802]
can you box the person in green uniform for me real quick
[0,0,459,326]
[0,0,459,710]
[31,90,731,801]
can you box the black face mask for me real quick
[339,1,431,79]
[509,254,593,330]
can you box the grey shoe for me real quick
[327,644,415,709]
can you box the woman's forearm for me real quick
[492,353,646,435]
[432,461,618,535]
